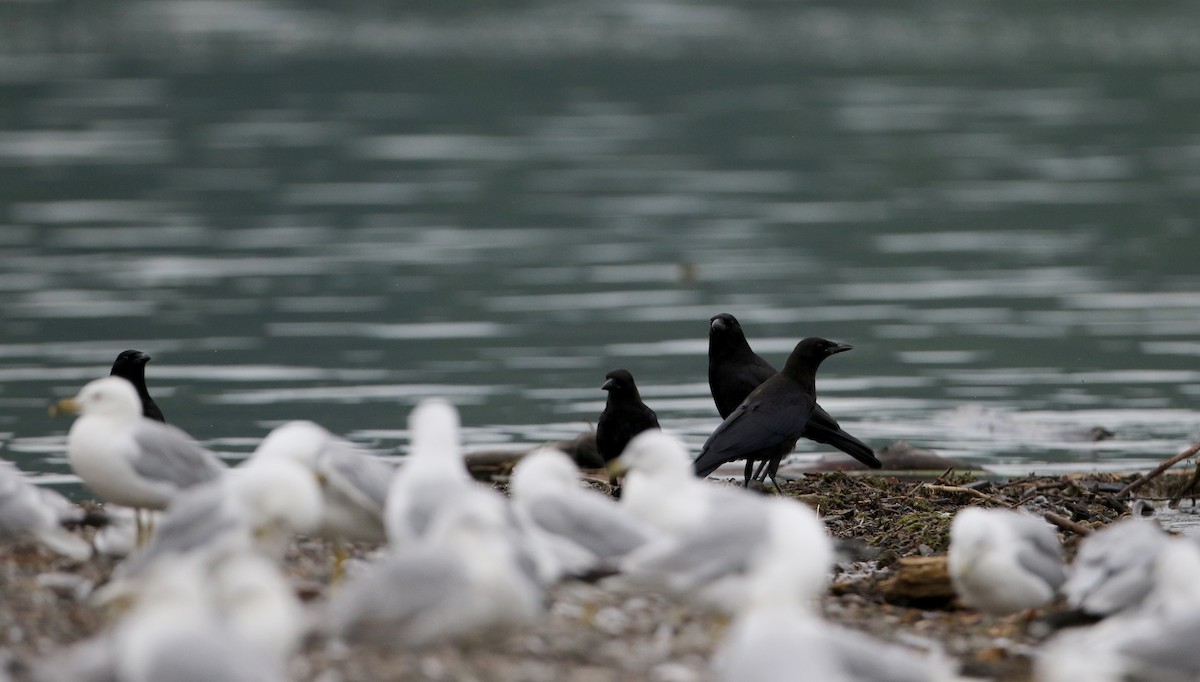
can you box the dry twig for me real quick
[1043,511,1092,536]
[1115,440,1200,498]
[921,484,1009,507]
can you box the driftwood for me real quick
[464,431,601,481]
[1115,439,1200,498]
[1043,511,1092,536]
[880,556,956,605]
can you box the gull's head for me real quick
[253,420,331,470]
[511,447,579,497]
[408,398,462,459]
[948,507,995,571]
[60,376,142,421]
[607,430,690,480]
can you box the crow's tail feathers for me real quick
[804,423,881,469]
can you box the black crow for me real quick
[596,369,660,489]
[109,349,165,422]
[696,337,880,489]
[708,313,776,420]
[708,315,880,484]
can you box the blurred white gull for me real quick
[1138,536,1200,617]
[250,420,393,578]
[509,447,653,584]
[58,376,226,543]
[1061,517,1171,617]
[1039,535,1200,682]
[608,429,761,535]
[0,461,92,561]
[252,420,392,542]
[40,550,303,682]
[114,553,297,682]
[105,456,322,584]
[208,551,309,661]
[619,476,827,614]
[718,615,965,682]
[716,498,963,682]
[329,486,542,647]
[604,429,790,610]
[947,506,1065,615]
[1037,605,1200,682]
[384,398,475,548]
[618,500,768,612]
[92,505,140,558]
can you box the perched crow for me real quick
[110,349,165,422]
[708,313,776,420]
[708,315,880,485]
[596,369,660,489]
[696,337,880,489]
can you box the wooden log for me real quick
[880,555,956,605]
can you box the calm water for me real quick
[3,1,1200,493]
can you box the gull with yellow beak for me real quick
[56,376,226,545]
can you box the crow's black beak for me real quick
[710,317,727,332]
[601,378,616,391]
[828,343,853,355]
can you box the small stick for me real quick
[1006,489,1041,509]
[1115,440,1200,498]
[921,484,1009,507]
[1044,511,1092,536]
[932,467,955,485]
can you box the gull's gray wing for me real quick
[117,482,240,577]
[0,465,52,535]
[130,421,226,489]
[1017,545,1067,592]
[31,631,120,682]
[526,493,648,559]
[320,444,394,510]
[1012,517,1066,590]
[625,507,767,587]
[331,549,466,642]
[1118,612,1200,679]
[834,621,953,682]
[140,628,285,682]
[1065,519,1169,614]
[0,464,92,560]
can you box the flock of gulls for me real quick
[0,314,1197,681]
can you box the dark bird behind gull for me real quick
[707,315,879,485]
[110,349,165,423]
[596,369,660,490]
[696,336,880,489]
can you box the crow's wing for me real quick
[695,379,814,477]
